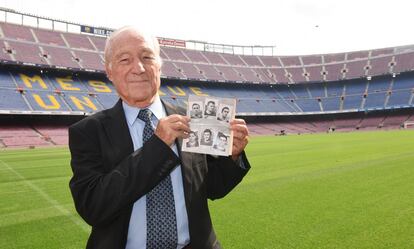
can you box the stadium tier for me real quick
[1,67,413,115]
[1,17,414,148]
[2,21,414,84]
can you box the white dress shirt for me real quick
[123,96,190,249]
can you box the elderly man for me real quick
[69,26,250,249]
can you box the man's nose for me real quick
[132,60,145,73]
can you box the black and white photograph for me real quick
[183,130,199,149]
[217,105,231,123]
[189,101,203,119]
[213,132,229,153]
[183,95,236,156]
[200,128,214,146]
[204,98,218,119]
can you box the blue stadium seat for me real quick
[12,72,54,90]
[295,99,321,112]
[0,89,29,110]
[289,85,310,98]
[343,95,363,110]
[1,67,414,115]
[392,75,414,90]
[308,83,326,98]
[24,90,70,111]
[367,77,391,93]
[326,82,344,97]
[96,94,119,109]
[62,92,104,112]
[387,91,411,107]
[364,93,387,109]
[0,71,18,88]
[321,97,341,111]
[345,79,367,95]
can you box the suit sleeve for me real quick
[68,122,180,227]
[206,151,250,200]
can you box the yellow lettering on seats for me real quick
[158,89,166,96]
[20,74,48,89]
[33,94,60,109]
[167,86,186,96]
[88,80,112,93]
[189,87,208,96]
[69,96,97,111]
[56,77,80,91]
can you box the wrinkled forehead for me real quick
[106,27,159,59]
[119,30,155,48]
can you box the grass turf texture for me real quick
[1,130,414,248]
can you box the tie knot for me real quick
[138,109,153,123]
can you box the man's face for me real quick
[203,131,211,141]
[189,133,197,142]
[222,108,229,118]
[219,136,227,146]
[106,29,161,107]
[207,103,215,113]
[193,104,200,111]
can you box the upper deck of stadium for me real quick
[1,8,414,84]
[0,8,413,147]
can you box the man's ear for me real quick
[105,64,113,81]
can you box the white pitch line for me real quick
[0,159,90,233]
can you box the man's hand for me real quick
[155,115,191,146]
[230,119,249,161]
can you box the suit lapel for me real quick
[101,99,193,203]
[102,99,134,165]
[162,99,193,203]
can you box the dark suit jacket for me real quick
[69,99,250,249]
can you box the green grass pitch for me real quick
[1,129,414,248]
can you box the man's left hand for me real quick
[230,119,249,161]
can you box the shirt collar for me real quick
[122,95,165,126]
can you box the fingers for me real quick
[167,114,190,124]
[154,115,191,145]
[156,115,250,154]
[164,115,191,133]
[230,118,249,138]
[230,118,246,125]
[230,119,249,159]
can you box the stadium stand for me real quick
[1,22,35,42]
[2,19,414,84]
[368,56,393,76]
[0,11,414,147]
[42,46,81,68]
[1,66,412,116]
[33,28,67,46]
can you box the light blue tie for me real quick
[137,109,177,249]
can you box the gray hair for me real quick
[104,26,161,68]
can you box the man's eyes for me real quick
[116,55,156,64]
[119,58,130,63]
[143,56,155,60]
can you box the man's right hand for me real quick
[155,115,191,146]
